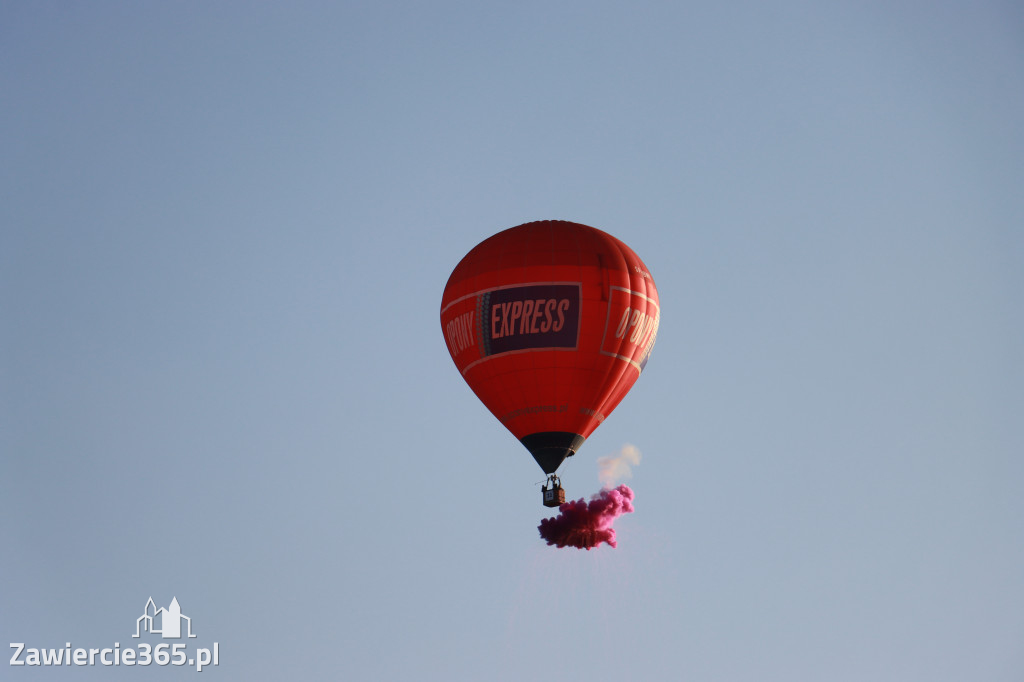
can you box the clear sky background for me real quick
[2,2,1022,680]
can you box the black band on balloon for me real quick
[520,432,586,474]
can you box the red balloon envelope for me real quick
[440,220,660,475]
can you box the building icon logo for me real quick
[133,597,197,639]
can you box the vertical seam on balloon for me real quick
[547,221,557,433]
[573,222,586,434]
[478,291,489,358]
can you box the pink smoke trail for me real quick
[537,485,635,550]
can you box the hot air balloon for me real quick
[440,220,659,505]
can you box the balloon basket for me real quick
[542,477,566,507]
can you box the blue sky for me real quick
[2,2,1022,680]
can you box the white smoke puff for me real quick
[597,444,642,489]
